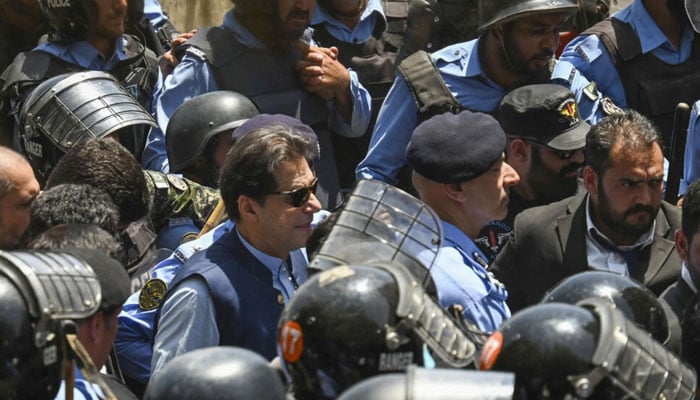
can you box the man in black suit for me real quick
[491,110,682,313]
[661,179,700,319]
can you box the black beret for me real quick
[233,114,320,160]
[406,110,507,184]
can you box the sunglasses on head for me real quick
[269,177,318,207]
[523,138,579,161]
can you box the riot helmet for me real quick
[480,300,696,400]
[166,91,259,174]
[144,346,286,400]
[337,366,515,400]
[278,262,476,400]
[542,271,679,351]
[0,250,101,400]
[308,179,443,290]
[477,0,578,31]
[38,0,96,41]
[19,71,157,184]
[684,0,700,33]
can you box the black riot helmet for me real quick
[477,0,578,31]
[337,366,515,400]
[541,271,680,352]
[165,91,259,174]
[278,262,476,400]
[0,250,101,400]
[144,346,286,400]
[38,0,97,41]
[480,300,697,400]
[19,71,157,184]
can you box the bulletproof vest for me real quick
[311,13,401,190]
[154,229,283,360]
[585,19,700,150]
[186,27,343,210]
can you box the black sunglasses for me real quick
[269,177,319,207]
[523,138,579,161]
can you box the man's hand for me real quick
[295,43,354,121]
[159,29,197,76]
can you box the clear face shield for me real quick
[20,71,157,154]
[308,179,443,287]
[568,298,696,400]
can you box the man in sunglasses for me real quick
[151,122,322,376]
[473,84,588,262]
[492,110,682,313]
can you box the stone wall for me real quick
[159,0,231,31]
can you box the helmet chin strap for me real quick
[496,26,518,73]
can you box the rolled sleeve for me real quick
[329,69,372,138]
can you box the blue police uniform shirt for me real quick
[155,216,200,251]
[115,220,235,383]
[141,9,372,172]
[551,0,695,125]
[430,221,510,333]
[355,38,506,184]
[681,100,700,196]
[311,0,385,43]
[54,366,104,400]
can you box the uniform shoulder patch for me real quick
[165,174,188,192]
[600,97,624,116]
[583,81,599,101]
[138,278,168,311]
[180,231,199,245]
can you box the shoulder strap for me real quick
[583,18,642,66]
[398,50,460,119]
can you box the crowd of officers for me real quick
[3,0,700,398]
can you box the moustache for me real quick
[559,163,582,177]
[623,204,656,219]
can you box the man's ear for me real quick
[237,194,259,222]
[675,229,689,262]
[508,139,530,163]
[582,165,598,196]
[443,182,467,203]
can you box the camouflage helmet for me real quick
[165,91,259,173]
[478,0,578,31]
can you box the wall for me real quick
[159,0,231,31]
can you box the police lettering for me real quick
[378,352,413,371]
[46,0,71,8]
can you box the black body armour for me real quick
[585,19,700,150]
[186,27,344,210]
[0,34,158,159]
[312,15,401,191]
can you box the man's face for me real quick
[499,13,569,77]
[679,230,700,280]
[461,154,520,228]
[587,143,665,243]
[94,0,127,40]
[278,0,316,40]
[254,157,321,257]
[0,164,39,250]
[526,143,584,203]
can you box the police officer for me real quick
[1,0,158,159]
[552,0,700,150]
[18,70,158,184]
[406,110,519,334]
[0,250,117,400]
[141,0,372,212]
[356,0,578,187]
[480,300,696,399]
[311,0,399,191]
[166,91,259,188]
